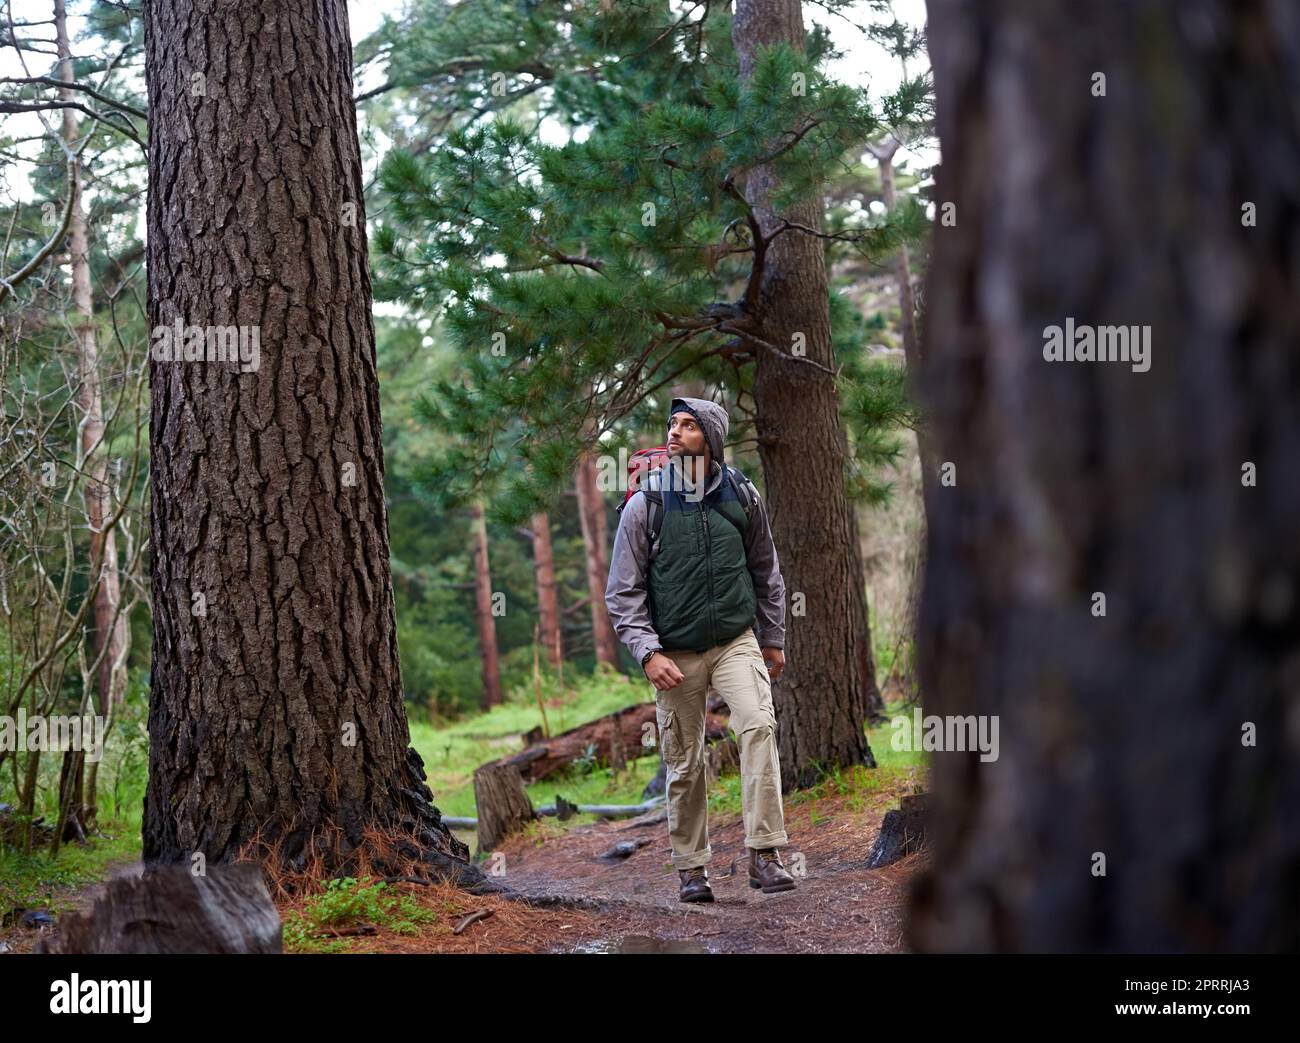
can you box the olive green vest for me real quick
[645,468,757,652]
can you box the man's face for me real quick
[667,411,707,460]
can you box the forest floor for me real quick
[479,774,924,954]
[3,673,925,955]
[1,764,923,954]
[301,750,925,954]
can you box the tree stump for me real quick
[607,710,627,775]
[705,737,740,784]
[473,762,535,856]
[642,759,666,799]
[35,863,280,954]
[865,793,928,869]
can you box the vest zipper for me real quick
[701,497,716,647]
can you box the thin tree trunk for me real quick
[17,741,40,853]
[733,0,877,788]
[531,511,562,667]
[871,137,938,493]
[142,0,483,888]
[870,137,931,710]
[471,501,503,708]
[910,0,1300,952]
[574,450,620,668]
[55,0,129,832]
[847,500,885,721]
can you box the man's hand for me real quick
[643,651,685,691]
[761,646,785,682]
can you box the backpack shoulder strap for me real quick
[725,466,758,525]
[643,469,665,562]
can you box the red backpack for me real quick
[616,446,758,562]
[619,446,671,507]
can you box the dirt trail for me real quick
[493,777,924,954]
[3,781,922,954]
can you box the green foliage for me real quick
[281,876,437,953]
[364,1,932,526]
[0,667,148,919]
[569,742,600,776]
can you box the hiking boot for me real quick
[678,866,714,903]
[748,847,796,893]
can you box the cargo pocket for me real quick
[656,704,679,765]
[752,660,775,715]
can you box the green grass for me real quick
[282,875,440,953]
[868,698,928,773]
[411,664,662,852]
[703,697,927,823]
[416,669,927,846]
[2,666,927,920]
[1,672,149,921]
[0,820,141,921]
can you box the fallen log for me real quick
[503,693,732,783]
[443,795,666,832]
[540,797,665,819]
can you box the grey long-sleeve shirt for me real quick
[603,457,786,668]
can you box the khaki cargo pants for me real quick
[654,628,789,870]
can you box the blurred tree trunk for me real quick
[531,511,562,667]
[142,0,482,888]
[733,0,878,787]
[911,0,1300,952]
[471,501,503,707]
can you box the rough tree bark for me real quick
[910,0,1300,951]
[733,0,878,787]
[574,450,620,668]
[142,0,486,890]
[470,501,503,707]
[531,510,562,666]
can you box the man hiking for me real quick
[604,396,796,903]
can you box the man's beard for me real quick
[666,449,709,498]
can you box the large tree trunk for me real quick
[531,511,562,667]
[470,501,503,708]
[732,0,877,788]
[55,0,129,834]
[142,0,482,888]
[574,450,620,668]
[910,0,1300,952]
